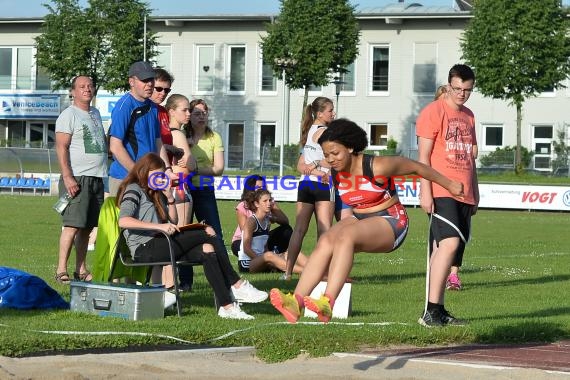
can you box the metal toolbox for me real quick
[70,281,164,320]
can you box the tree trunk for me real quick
[300,86,309,141]
[515,103,523,174]
[91,86,99,107]
[302,86,309,117]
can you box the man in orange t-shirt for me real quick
[416,64,480,327]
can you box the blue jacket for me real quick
[0,267,68,309]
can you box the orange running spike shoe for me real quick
[270,288,301,324]
[303,294,332,323]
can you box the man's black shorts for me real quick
[429,197,473,257]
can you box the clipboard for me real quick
[179,222,209,231]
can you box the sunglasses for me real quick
[154,87,172,94]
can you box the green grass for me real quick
[0,195,569,362]
[478,171,570,185]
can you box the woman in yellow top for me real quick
[180,99,226,289]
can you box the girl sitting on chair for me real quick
[116,153,267,320]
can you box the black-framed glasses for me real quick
[449,85,473,95]
[191,110,208,117]
[154,87,171,94]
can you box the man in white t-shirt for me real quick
[54,75,107,284]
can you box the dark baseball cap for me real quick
[128,61,155,81]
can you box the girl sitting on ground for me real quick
[231,174,292,257]
[238,188,308,274]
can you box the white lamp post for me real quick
[143,14,147,61]
[274,57,297,177]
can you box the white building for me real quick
[0,0,568,172]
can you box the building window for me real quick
[408,123,419,160]
[482,124,503,149]
[0,48,12,89]
[16,48,32,90]
[28,121,45,148]
[410,123,418,149]
[35,65,52,91]
[228,45,245,93]
[6,120,25,146]
[370,45,389,94]
[532,124,553,170]
[339,62,355,93]
[369,123,388,147]
[534,156,550,169]
[259,48,276,93]
[534,125,553,139]
[196,45,215,94]
[413,42,436,94]
[259,123,276,161]
[0,47,46,91]
[227,122,244,169]
[47,122,56,148]
[155,45,172,72]
[0,47,54,91]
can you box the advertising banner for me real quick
[211,176,570,212]
[94,94,123,121]
[0,94,60,119]
[478,183,570,211]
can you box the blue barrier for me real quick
[0,177,50,195]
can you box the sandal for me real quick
[73,271,93,282]
[55,272,71,284]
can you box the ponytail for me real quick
[299,97,333,146]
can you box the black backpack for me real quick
[108,103,152,160]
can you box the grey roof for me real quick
[361,3,445,12]
[456,0,474,11]
[358,2,463,15]
[0,1,470,22]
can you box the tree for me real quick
[460,0,570,174]
[479,146,533,168]
[35,0,158,96]
[261,0,360,114]
[552,128,570,172]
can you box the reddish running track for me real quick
[363,340,570,372]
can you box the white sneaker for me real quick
[163,291,177,309]
[231,279,268,303]
[217,302,254,320]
